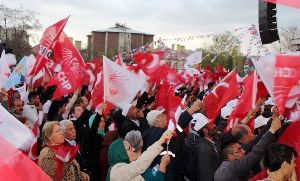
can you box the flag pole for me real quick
[252,70,258,109]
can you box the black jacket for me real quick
[73,109,92,163]
[214,131,276,181]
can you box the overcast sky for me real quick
[3,0,300,50]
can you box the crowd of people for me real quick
[0,77,298,181]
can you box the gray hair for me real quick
[59,120,73,133]
[125,130,143,151]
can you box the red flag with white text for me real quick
[47,32,88,100]
[273,55,300,116]
[30,16,69,76]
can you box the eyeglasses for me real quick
[52,128,63,134]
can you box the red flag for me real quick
[86,58,102,90]
[0,137,52,181]
[273,55,300,116]
[264,0,300,9]
[250,120,300,180]
[91,72,114,116]
[134,52,165,82]
[230,73,255,119]
[203,71,240,121]
[47,32,88,100]
[155,82,170,111]
[30,16,69,76]
[227,72,258,130]
[216,65,228,78]
[162,65,185,87]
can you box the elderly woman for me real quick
[38,121,89,181]
[107,130,172,181]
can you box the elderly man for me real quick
[60,120,88,175]
[107,130,172,181]
[214,118,282,181]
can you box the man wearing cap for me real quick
[143,109,167,151]
[119,101,150,138]
[194,113,228,181]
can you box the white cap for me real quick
[264,97,275,106]
[221,106,233,119]
[226,99,238,108]
[254,115,269,129]
[146,109,165,126]
[192,113,209,131]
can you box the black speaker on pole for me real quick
[258,0,280,44]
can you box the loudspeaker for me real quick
[258,0,280,44]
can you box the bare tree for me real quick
[272,26,300,53]
[0,4,41,59]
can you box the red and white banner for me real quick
[47,32,88,100]
[253,54,300,116]
[30,16,69,76]
[103,56,145,109]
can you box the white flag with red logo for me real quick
[203,71,240,121]
[47,32,88,100]
[103,56,146,109]
[30,16,69,76]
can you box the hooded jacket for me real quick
[106,139,164,181]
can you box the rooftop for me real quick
[92,23,154,35]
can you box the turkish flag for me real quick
[47,32,88,100]
[273,55,300,116]
[134,51,165,82]
[203,71,240,121]
[229,73,255,119]
[103,56,145,110]
[264,0,300,9]
[30,16,69,76]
